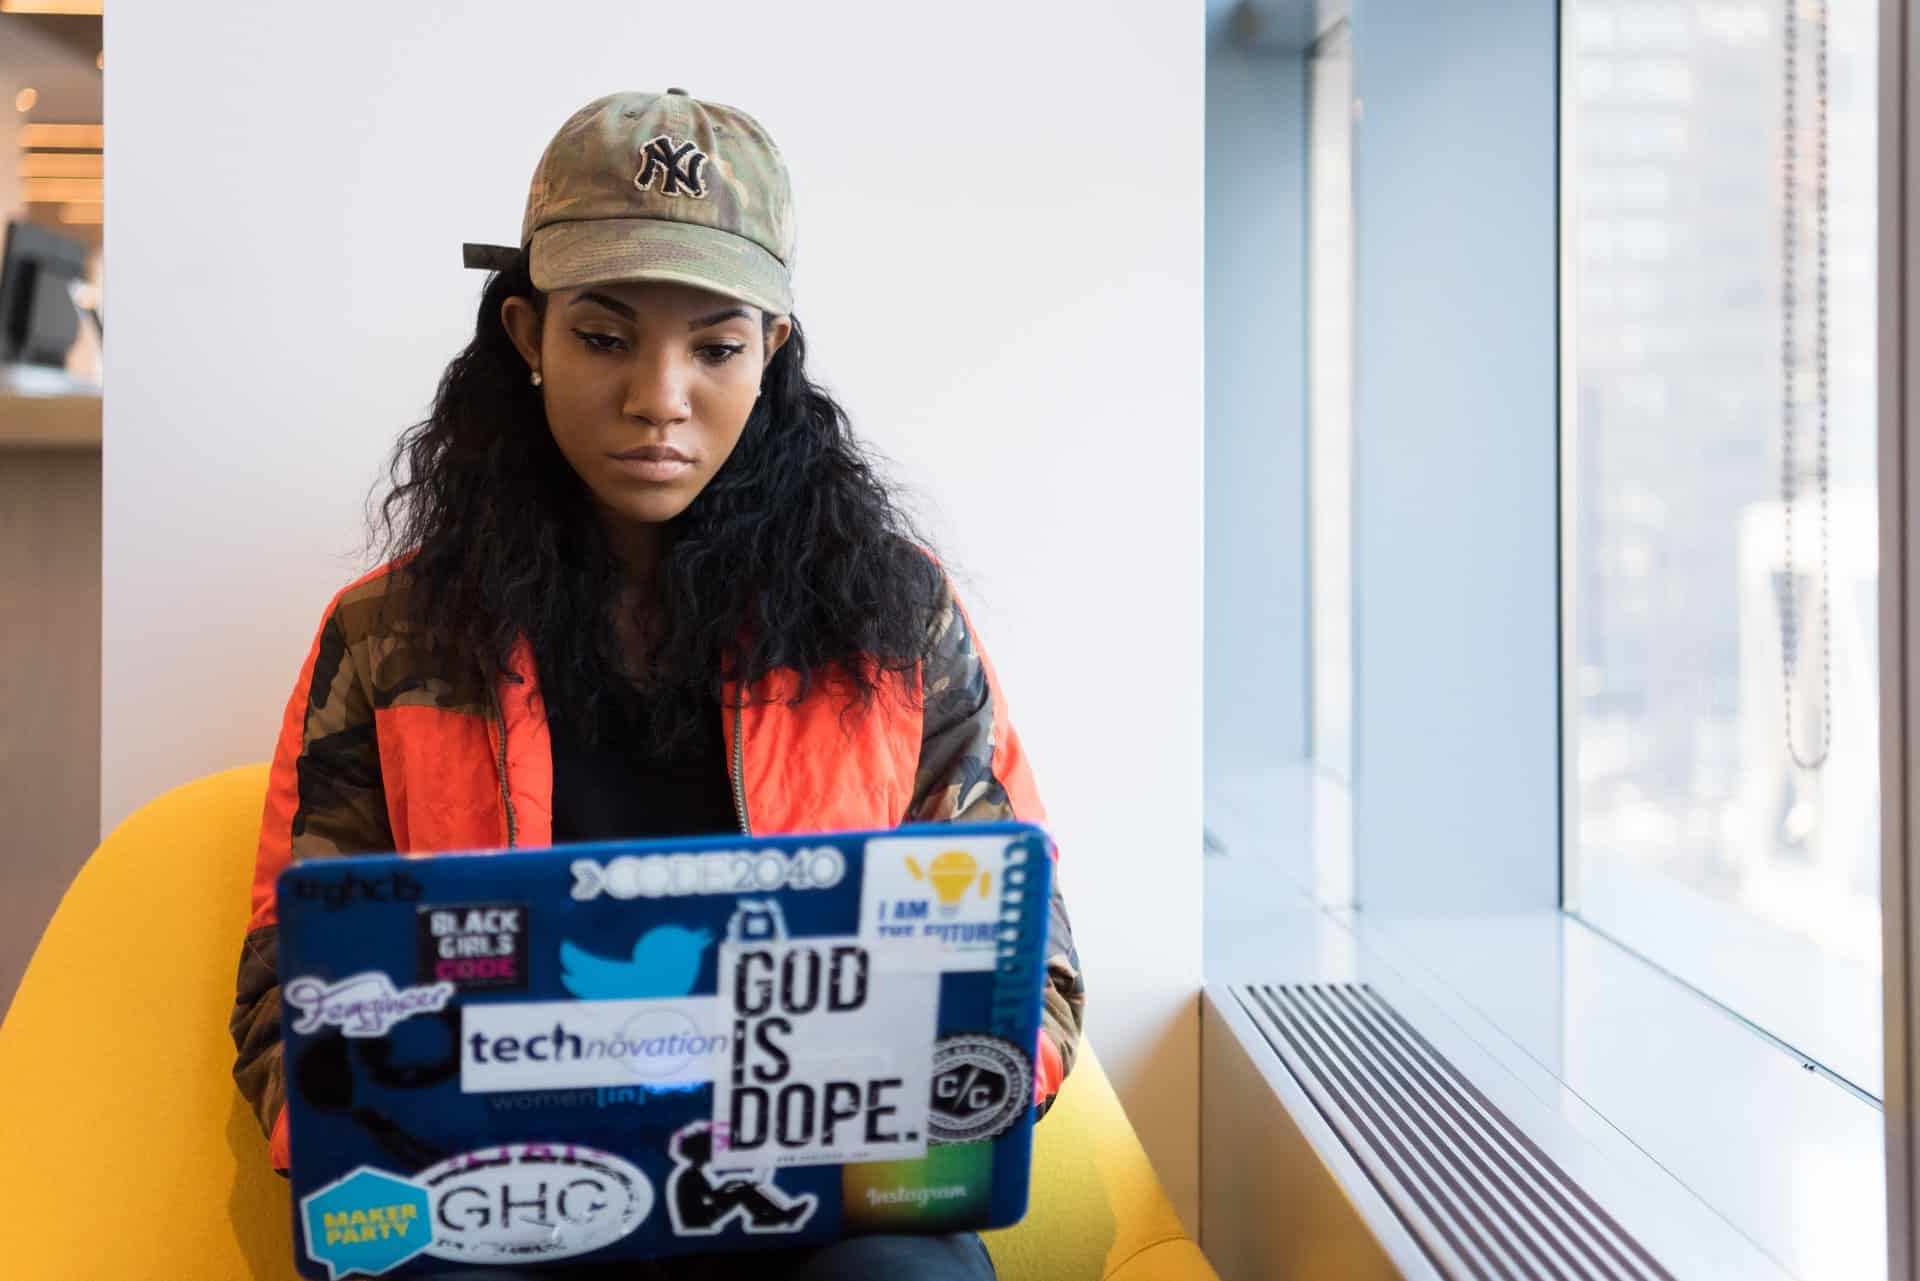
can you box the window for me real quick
[1562,0,1881,1093]
[1307,20,1356,905]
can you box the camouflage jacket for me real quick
[230,562,1084,1170]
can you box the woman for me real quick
[227,89,1084,1280]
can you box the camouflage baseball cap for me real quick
[463,89,796,315]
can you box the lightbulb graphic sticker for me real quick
[907,850,993,917]
[858,835,1017,972]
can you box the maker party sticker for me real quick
[300,1166,430,1279]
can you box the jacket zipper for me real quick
[729,696,752,837]
[488,681,518,848]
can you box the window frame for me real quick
[1555,0,1888,1100]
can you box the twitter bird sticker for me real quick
[559,925,714,1000]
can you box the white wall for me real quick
[104,0,1203,1223]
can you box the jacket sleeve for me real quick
[230,596,394,1172]
[905,575,1085,1119]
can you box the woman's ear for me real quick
[762,315,794,370]
[500,295,544,376]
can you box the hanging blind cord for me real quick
[1781,0,1833,772]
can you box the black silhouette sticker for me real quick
[664,1121,818,1237]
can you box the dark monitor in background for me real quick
[0,220,89,368]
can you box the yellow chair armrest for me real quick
[985,1045,1217,1281]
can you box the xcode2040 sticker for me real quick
[571,846,846,901]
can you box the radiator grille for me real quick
[1234,983,1676,1281]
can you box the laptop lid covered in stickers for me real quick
[274,822,1054,1279]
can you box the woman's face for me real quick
[502,279,792,539]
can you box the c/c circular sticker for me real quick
[927,1035,1032,1145]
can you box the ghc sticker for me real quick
[300,1166,430,1279]
[416,1142,654,1263]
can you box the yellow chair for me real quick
[0,766,1216,1281]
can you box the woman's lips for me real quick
[607,443,694,482]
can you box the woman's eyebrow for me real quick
[570,294,749,330]
[689,306,752,329]
[574,291,637,320]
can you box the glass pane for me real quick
[1563,0,1881,1093]
[1308,22,1356,905]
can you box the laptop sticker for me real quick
[285,972,456,1039]
[568,845,846,901]
[927,1035,1032,1145]
[841,1140,996,1230]
[664,1122,819,1237]
[416,902,528,991]
[415,1142,653,1264]
[481,1084,663,1117]
[712,937,937,1167]
[286,869,424,911]
[859,835,1026,971]
[726,897,788,944]
[560,925,713,999]
[299,1165,431,1279]
[460,997,730,1094]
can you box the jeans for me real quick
[419,1233,996,1281]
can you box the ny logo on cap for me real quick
[634,135,709,199]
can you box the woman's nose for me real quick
[621,350,693,426]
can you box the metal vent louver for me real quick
[1235,983,1676,1281]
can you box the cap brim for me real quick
[529,219,792,315]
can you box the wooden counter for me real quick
[0,392,102,450]
[0,381,102,1014]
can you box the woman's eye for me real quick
[573,329,625,353]
[699,344,746,365]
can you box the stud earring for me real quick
[530,369,543,387]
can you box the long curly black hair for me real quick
[372,249,943,749]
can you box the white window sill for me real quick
[1204,850,1884,1281]
[1572,855,1882,1100]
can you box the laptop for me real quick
[275,821,1054,1278]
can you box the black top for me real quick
[544,683,739,844]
